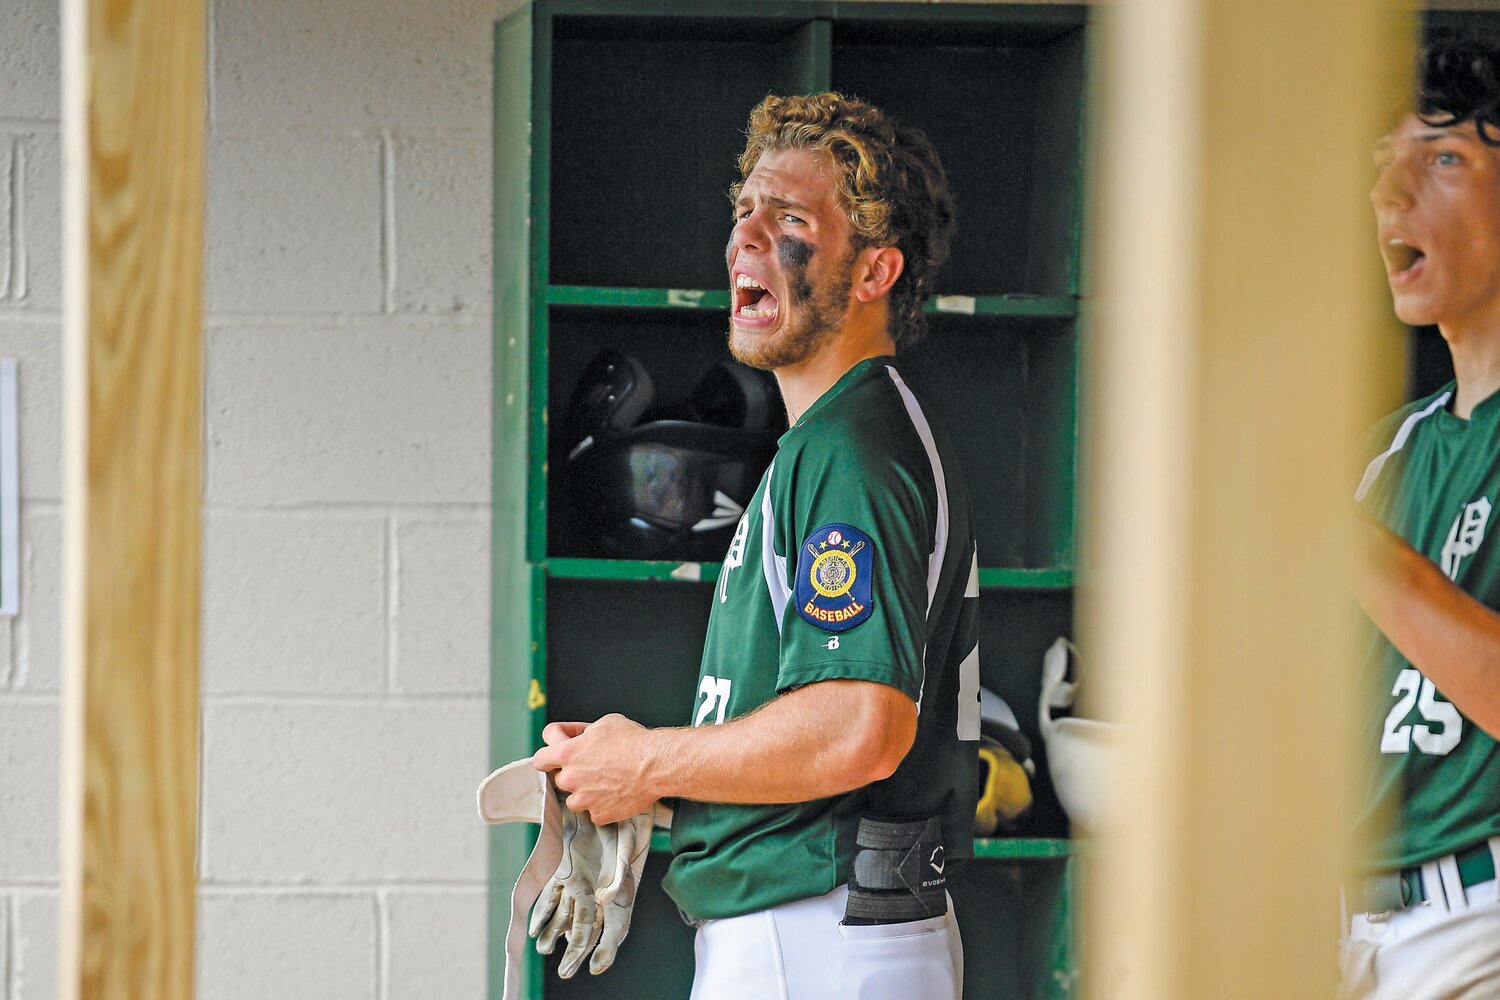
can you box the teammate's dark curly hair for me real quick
[1417,40,1500,146]
[733,93,956,348]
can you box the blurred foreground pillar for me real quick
[1083,2,1405,998]
[59,0,205,995]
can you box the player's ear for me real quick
[853,246,904,303]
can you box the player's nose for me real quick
[730,207,771,257]
[1370,157,1415,212]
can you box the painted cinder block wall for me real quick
[0,0,523,994]
[0,0,1039,996]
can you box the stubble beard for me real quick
[728,251,854,371]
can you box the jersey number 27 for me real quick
[694,675,733,728]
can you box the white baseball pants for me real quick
[688,884,963,1000]
[1338,877,1500,1000]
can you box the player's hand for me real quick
[532,714,658,825]
[542,721,589,744]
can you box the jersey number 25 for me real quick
[1381,668,1462,756]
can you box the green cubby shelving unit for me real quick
[493,3,1089,996]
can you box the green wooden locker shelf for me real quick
[548,283,1078,318]
[494,3,1089,997]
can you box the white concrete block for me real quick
[213,0,493,130]
[205,326,489,505]
[15,508,60,691]
[0,1,60,121]
[0,893,9,999]
[0,321,63,500]
[0,617,13,687]
[21,133,61,311]
[206,133,383,315]
[392,136,491,314]
[0,141,12,302]
[203,513,386,695]
[15,894,57,1000]
[0,702,59,880]
[394,517,489,695]
[199,893,377,1000]
[202,702,487,882]
[386,890,486,1000]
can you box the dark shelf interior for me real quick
[900,316,1076,569]
[832,24,1085,296]
[550,18,824,290]
[545,578,715,730]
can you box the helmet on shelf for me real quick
[558,350,783,563]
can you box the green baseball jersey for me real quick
[1355,382,1500,869]
[663,356,981,922]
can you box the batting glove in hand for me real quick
[528,799,652,977]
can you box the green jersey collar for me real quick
[783,355,899,441]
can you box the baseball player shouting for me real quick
[533,93,980,999]
[1346,39,1500,999]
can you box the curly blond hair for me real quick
[732,93,956,347]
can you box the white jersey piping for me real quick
[760,458,793,634]
[1355,391,1451,502]
[885,366,951,708]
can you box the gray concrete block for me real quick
[206,133,383,315]
[15,508,59,691]
[202,702,487,882]
[0,1,60,121]
[20,134,60,311]
[14,894,57,1000]
[391,136,491,314]
[386,890,486,1000]
[0,702,59,880]
[0,321,63,500]
[205,326,489,505]
[213,0,493,130]
[394,517,489,695]
[198,893,377,1000]
[203,513,386,695]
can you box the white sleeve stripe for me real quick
[884,366,950,617]
[759,458,792,634]
[956,553,981,740]
[1355,391,1450,502]
[885,366,951,709]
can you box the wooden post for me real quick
[58,0,204,994]
[1083,1,1406,997]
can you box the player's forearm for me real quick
[640,680,916,806]
[1357,519,1500,738]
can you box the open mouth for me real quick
[734,272,779,321]
[1386,238,1425,277]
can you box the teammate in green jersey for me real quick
[1343,40,1500,1000]
[532,94,979,999]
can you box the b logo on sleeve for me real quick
[795,523,875,632]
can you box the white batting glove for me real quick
[527,798,661,978]
[529,801,607,978]
[588,808,652,974]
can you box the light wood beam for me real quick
[59,0,205,995]
[1084,2,1408,997]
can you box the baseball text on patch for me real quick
[795,523,875,632]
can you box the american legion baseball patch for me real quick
[795,523,875,632]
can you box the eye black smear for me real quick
[777,236,814,269]
[778,236,815,303]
